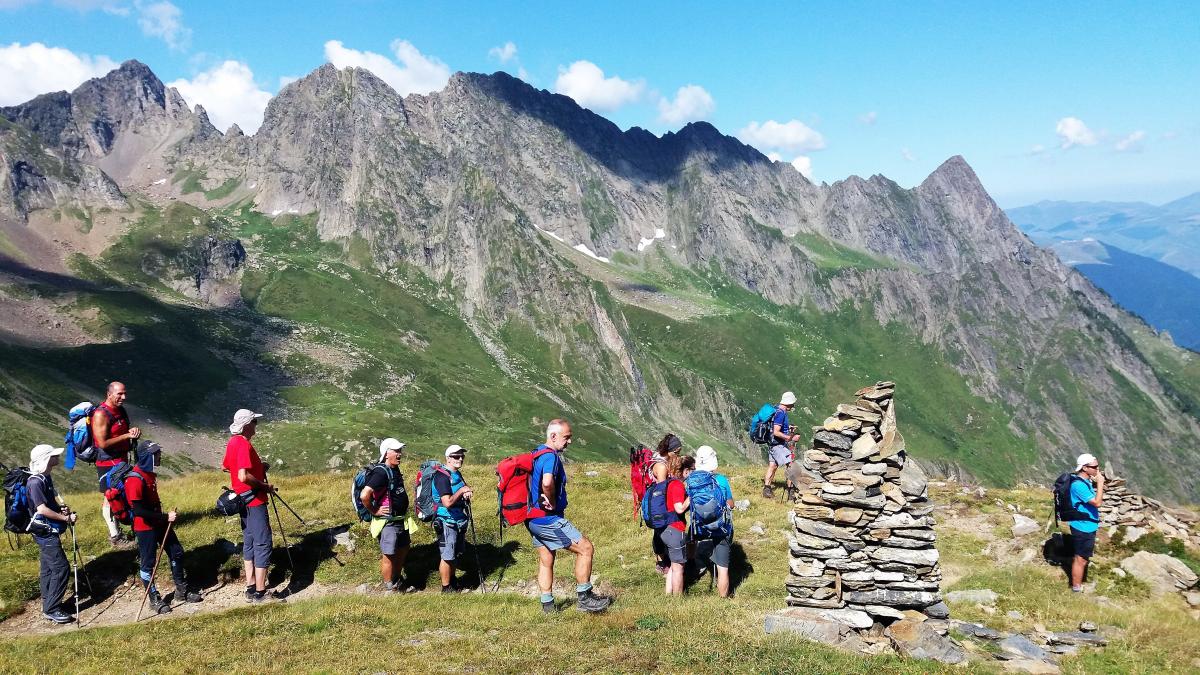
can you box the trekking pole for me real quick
[69,522,81,628]
[271,491,307,526]
[136,519,173,622]
[270,492,296,585]
[465,502,485,594]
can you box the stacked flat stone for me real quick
[1099,465,1200,548]
[783,382,946,622]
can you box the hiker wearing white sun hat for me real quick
[691,445,736,598]
[221,409,276,603]
[763,391,800,499]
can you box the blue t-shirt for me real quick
[1068,478,1099,533]
[432,469,467,524]
[529,445,567,525]
[713,473,734,504]
[771,407,790,444]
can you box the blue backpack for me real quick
[3,465,33,535]
[748,403,776,445]
[686,470,732,539]
[64,401,98,469]
[641,479,680,529]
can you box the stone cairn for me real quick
[767,382,962,662]
[1099,466,1200,548]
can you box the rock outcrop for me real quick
[1099,465,1200,547]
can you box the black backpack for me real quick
[1053,472,1099,524]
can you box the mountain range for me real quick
[1,61,1198,500]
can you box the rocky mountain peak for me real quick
[917,155,987,200]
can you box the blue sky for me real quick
[1,0,1197,206]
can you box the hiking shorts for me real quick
[657,526,687,564]
[379,521,411,556]
[768,444,793,466]
[240,504,272,568]
[435,520,467,562]
[526,516,583,551]
[1069,526,1096,560]
[695,534,732,569]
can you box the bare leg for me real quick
[253,566,268,592]
[1070,555,1088,589]
[380,555,393,584]
[536,546,556,593]
[565,537,594,584]
[668,562,684,595]
[440,559,455,587]
[243,559,254,588]
[716,565,730,598]
[763,462,778,487]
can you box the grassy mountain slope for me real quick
[1,465,1197,672]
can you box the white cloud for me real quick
[135,1,189,51]
[0,42,118,105]
[766,152,782,163]
[168,60,272,134]
[858,111,878,125]
[324,39,450,96]
[1055,116,1097,149]
[553,60,644,112]
[901,147,915,162]
[737,119,826,154]
[790,156,813,179]
[488,41,517,63]
[656,84,714,125]
[1114,130,1146,152]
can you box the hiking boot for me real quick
[109,534,135,549]
[541,600,559,614]
[576,589,612,613]
[785,485,798,502]
[43,610,74,624]
[148,590,172,615]
[441,585,454,594]
[761,484,775,499]
[177,586,203,603]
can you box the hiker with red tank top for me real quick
[125,441,203,614]
[91,381,140,547]
[221,408,278,604]
[649,434,683,574]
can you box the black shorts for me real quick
[1069,527,1096,559]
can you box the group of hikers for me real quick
[7,382,1107,626]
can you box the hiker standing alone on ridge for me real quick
[221,408,277,603]
[433,444,472,593]
[527,419,611,613]
[124,441,203,614]
[1066,453,1104,593]
[360,437,412,593]
[26,444,76,624]
[762,391,801,499]
[92,381,139,547]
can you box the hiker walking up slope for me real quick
[26,444,76,624]
[221,409,277,604]
[92,382,139,547]
[527,419,611,614]
[124,442,203,614]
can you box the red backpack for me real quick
[629,446,655,503]
[496,447,555,527]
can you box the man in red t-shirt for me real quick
[662,457,692,596]
[124,442,202,614]
[92,381,140,546]
[221,408,276,603]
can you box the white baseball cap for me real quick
[780,391,797,406]
[444,444,467,459]
[30,444,65,474]
[378,438,405,461]
[228,409,263,434]
[696,445,718,472]
[1075,453,1098,471]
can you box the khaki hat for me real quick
[229,409,263,434]
[30,444,65,474]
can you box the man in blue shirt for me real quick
[526,418,611,614]
[763,391,801,499]
[1067,453,1104,592]
[433,444,472,593]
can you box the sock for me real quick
[540,592,554,604]
[576,582,592,596]
[102,502,120,537]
